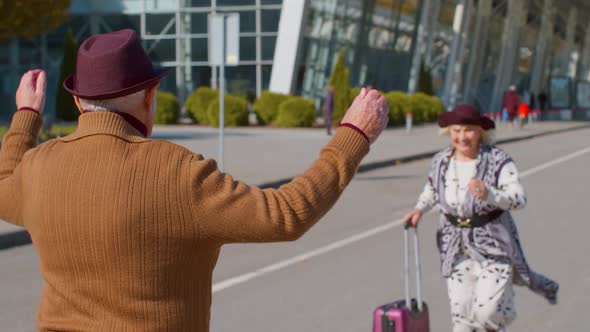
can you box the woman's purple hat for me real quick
[437,104,495,130]
[63,29,170,100]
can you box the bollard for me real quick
[405,112,413,133]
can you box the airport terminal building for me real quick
[2,0,590,120]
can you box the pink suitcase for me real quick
[372,222,430,332]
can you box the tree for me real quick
[56,28,78,121]
[0,0,71,42]
[327,48,352,125]
[417,62,434,96]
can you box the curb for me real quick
[2,123,589,251]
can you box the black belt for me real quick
[444,210,503,228]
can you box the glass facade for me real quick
[0,0,282,120]
[298,0,454,102]
[1,0,590,122]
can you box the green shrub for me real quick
[207,95,249,127]
[55,28,79,121]
[275,97,317,128]
[429,95,446,121]
[409,92,432,123]
[349,87,361,100]
[253,90,290,125]
[384,91,411,126]
[185,87,218,124]
[155,90,179,124]
[328,48,352,125]
[0,124,77,141]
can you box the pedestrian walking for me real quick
[517,102,530,128]
[402,104,558,332]
[538,90,548,111]
[0,29,389,331]
[501,85,519,126]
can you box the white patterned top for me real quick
[415,159,526,215]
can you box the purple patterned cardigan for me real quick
[428,145,558,304]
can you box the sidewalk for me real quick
[1,121,589,247]
[151,121,590,186]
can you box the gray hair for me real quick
[79,89,147,113]
[439,125,496,145]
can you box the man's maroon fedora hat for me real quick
[437,104,495,130]
[63,29,170,99]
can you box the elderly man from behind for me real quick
[0,29,389,331]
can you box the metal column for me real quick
[565,8,578,78]
[211,0,218,89]
[175,0,185,110]
[463,0,492,104]
[580,26,590,81]
[489,0,527,115]
[442,0,473,110]
[408,0,431,94]
[255,0,262,97]
[424,0,441,67]
[530,0,553,94]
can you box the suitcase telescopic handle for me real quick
[403,220,423,312]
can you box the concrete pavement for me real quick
[2,127,590,331]
[1,120,588,249]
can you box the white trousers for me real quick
[446,256,516,332]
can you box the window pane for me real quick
[262,65,273,90]
[226,65,256,97]
[145,14,175,35]
[0,44,9,65]
[192,66,212,88]
[190,0,211,6]
[240,37,256,61]
[157,68,177,95]
[218,0,255,6]
[262,36,276,60]
[261,9,281,32]
[191,13,209,34]
[145,39,176,62]
[261,0,282,4]
[102,15,141,32]
[191,38,208,61]
[239,11,256,32]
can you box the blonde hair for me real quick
[439,125,495,145]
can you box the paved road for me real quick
[1,127,589,331]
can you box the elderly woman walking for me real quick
[403,104,558,332]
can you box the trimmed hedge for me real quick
[275,96,317,128]
[155,90,179,124]
[384,91,445,126]
[349,87,361,101]
[385,91,411,126]
[185,87,218,125]
[328,48,352,125]
[0,124,77,141]
[207,95,249,127]
[253,90,290,125]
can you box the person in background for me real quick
[402,104,558,332]
[0,29,389,332]
[538,90,548,111]
[501,85,520,126]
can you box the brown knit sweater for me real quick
[0,111,369,331]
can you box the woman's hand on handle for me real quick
[403,208,422,228]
